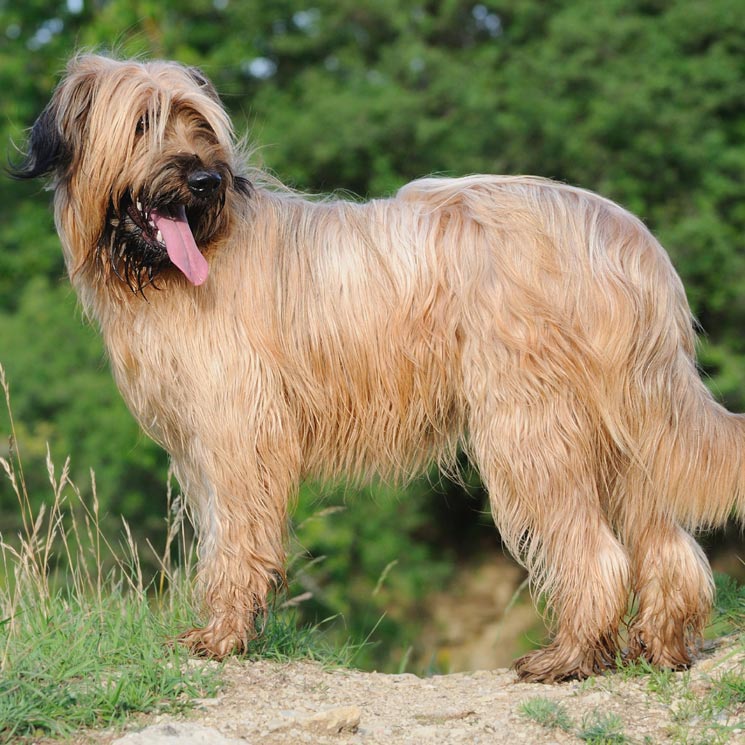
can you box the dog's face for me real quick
[12,55,249,293]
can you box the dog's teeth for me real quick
[136,199,143,211]
[156,230,163,243]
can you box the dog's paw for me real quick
[625,628,695,670]
[513,640,617,683]
[178,620,253,660]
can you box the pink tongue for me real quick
[150,206,209,286]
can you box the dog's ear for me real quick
[187,66,221,102]
[8,100,71,180]
[9,59,100,181]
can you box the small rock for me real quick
[306,705,362,734]
[112,722,246,744]
[193,696,223,708]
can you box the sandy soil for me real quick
[85,638,745,745]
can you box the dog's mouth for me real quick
[102,191,212,293]
[99,159,248,295]
[127,199,209,286]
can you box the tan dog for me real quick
[13,54,745,682]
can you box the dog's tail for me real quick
[593,199,745,532]
[634,365,745,531]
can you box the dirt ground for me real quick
[79,638,745,745]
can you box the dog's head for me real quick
[11,54,250,294]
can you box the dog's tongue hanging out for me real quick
[150,206,209,286]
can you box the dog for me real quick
[11,54,745,683]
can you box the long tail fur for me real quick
[639,371,745,530]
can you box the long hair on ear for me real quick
[9,102,70,180]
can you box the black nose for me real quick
[187,169,222,197]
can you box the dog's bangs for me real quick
[177,92,234,147]
[82,77,169,163]
[138,94,232,155]
[140,94,170,149]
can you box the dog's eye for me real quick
[136,114,149,136]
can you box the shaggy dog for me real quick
[12,54,745,682]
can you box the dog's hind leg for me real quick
[613,365,745,668]
[620,516,713,668]
[468,391,630,682]
[613,393,722,668]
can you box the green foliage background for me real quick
[1,0,744,670]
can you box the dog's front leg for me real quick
[176,435,299,659]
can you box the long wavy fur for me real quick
[13,54,745,682]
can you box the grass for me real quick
[0,364,341,743]
[0,592,217,740]
[518,696,573,731]
[710,572,745,636]
[577,711,630,744]
[519,700,635,744]
[519,699,632,743]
